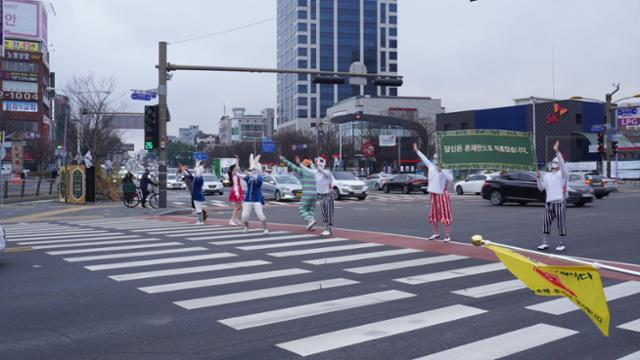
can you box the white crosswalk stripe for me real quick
[64,247,208,263]
[185,228,266,240]
[138,268,311,294]
[174,278,359,310]
[412,323,578,360]
[18,235,141,245]
[526,281,640,315]
[47,242,184,255]
[345,254,467,274]
[134,225,224,233]
[12,231,115,242]
[219,290,416,330]
[84,252,237,271]
[6,228,81,236]
[276,304,487,357]
[394,262,506,285]
[618,319,640,333]
[618,351,640,360]
[109,260,271,281]
[8,230,108,239]
[268,243,383,258]
[29,238,162,250]
[451,279,527,298]
[304,248,422,265]
[236,238,349,251]
[206,232,297,244]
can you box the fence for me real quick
[1,176,59,201]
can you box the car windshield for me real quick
[334,172,358,180]
[203,175,219,182]
[276,176,299,184]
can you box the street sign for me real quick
[131,92,153,101]
[193,151,208,161]
[262,142,276,153]
[590,124,606,133]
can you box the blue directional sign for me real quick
[262,140,276,153]
[193,152,208,161]
[131,92,153,101]
[590,124,606,133]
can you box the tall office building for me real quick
[277,0,398,131]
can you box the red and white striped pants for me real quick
[429,190,452,225]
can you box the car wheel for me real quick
[384,185,390,193]
[333,187,342,200]
[456,186,463,195]
[604,192,610,197]
[595,194,604,199]
[274,191,281,202]
[375,183,381,191]
[422,190,428,194]
[403,185,410,194]
[574,201,585,207]
[490,190,504,206]
[357,195,367,200]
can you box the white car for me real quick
[167,177,186,190]
[203,174,224,195]
[332,172,367,200]
[454,173,497,195]
[365,172,394,191]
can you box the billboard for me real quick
[616,106,640,130]
[3,0,47,44]
[4,49,41,61]
[2,100,38,112]
[2,79,37,92]
[4,38,39,52]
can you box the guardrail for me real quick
[2,177,58,199]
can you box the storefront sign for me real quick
[1,71,38,82]
[2,80,37,92]
[4,39,40,52]
[3,49,41,61]
[0,91,38,101]
[437,129,536,171]
[616,106,640,131]
[2,100,38,112]
[379,134,396,147]
[11,143,23,173]
[4,0,48,43]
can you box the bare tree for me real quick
[29,136,56,173]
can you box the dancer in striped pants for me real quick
[536,140,568,252]
[281,155,318,230]
[314,157,334,236]
[414,143,454,241]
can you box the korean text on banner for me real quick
[486,244,610,336]
[437,129,536,171]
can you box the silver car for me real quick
[365,173,394,191]
[262,174,303,201]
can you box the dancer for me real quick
[192,161,206,225]
[281,155,317,230]
[314,156,334,236]
[227,156,244,226]
[413,143,454,242]
[242,154,269,234]
[536,140,568,252]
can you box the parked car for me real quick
[202,174,224,195]
[365,173,394,191]
[454,173,498,195]
[383,174,428,194]
[332,172,368,200]
[601,177,619,195]
[571,172,607,199]
[262,174,302,201]
[481,171,593,207]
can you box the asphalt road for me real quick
[0,189,639,359]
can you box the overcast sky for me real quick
[49,0,640,139]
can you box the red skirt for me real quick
[429,190,452,225]
[228,187,243,203]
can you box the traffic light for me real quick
[612,141,618,155]
[144,105,159,151]
[597,132,604,153]
[312,75,346,85]
[371,77,404,87]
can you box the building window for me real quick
[311,0,317,19]
[380,3,386,23]
[389,15,397,24]
[380,51,386,72]
[389,39,397,48]
[297,22,307,32]
[298,97,308,106]
[311,24,317,44]
[389,27,397,36]
[389,51,397,60]
[380,27,386,48]
[298,73,307,81]
[298,35,307,44]
[298,0,307,6]
[298,109,308,118]
[298,47,307,56]
[461,122,468,130]
[389,3,397,12]
[389,63,397,72]
[298,59,308,68]
[575,113,583,125]
[389,88,398,96]
[310,48,317,68]
[298,10,307,19]
[444,124,450,131]
[298,84,308,93]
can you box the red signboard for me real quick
[361,140,375,157]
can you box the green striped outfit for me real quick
[283,158,317,224]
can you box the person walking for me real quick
[281,155,317,230]
[227,159,244,226]
[314,156,334,236]
[536,140,569,252]
[139,169,157,208]
[192,162,207,225]
[241,154,269,234]
[413,143,454,242]
[179,165,195,210]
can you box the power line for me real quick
[170,17,276,45]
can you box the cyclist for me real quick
[122,172,136,204]
[140,169,157,208]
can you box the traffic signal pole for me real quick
[605,84,620,178]
[158,42,168,208]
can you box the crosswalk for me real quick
[4,219,639,359]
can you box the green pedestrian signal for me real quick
[144,141,154,150]
[144,105,159,151]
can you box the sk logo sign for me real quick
[546,103,569,125]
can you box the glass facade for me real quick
[277,0,398,129]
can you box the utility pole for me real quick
[605,84,620,177]
[158,42,168,208]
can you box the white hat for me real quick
[249,154,262,173]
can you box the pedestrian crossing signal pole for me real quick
[158,42,168,208]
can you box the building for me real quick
[277,0,399,131]
[53,95,71,149]
[0,0,51,171]
[194,132,219,150]
[218,107,275,145]
[326,95,443,173]
[178,125,200,145]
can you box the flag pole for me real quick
[471,235,640,278]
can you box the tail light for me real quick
[584,179,592,185]
[482,181,490,189]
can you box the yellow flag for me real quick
[486,244,610,336]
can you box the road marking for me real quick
[84,252,237,271]
[412,323,578,360]
[345,255,468,274]
[18,235,139,245]
[135,225,224,234]
[184,228,265,240]
[304,248,422,265]
[526,281,640,315]
[64,247,207,262]
[8,230,107,239]
[166,226,255,236]
[268,243,383,258]
[11,231,115,242]
[618,351,640,360]
[219,290,416,330]
[109,260,271,281]
[209,235,317,245]
[114,222,184,230]
[618,319,640,333]
[47,242,183,255]
[30,238,161,250]
[236,238,349,251]
[394,262,506,285]
[451,279,527,298]
[6,227,78,236]
[276,304,486,357]
[174,278,359,310]
[139,268,311,294]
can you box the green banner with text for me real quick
[437,129,536,171]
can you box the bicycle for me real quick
[122,185,159,209]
